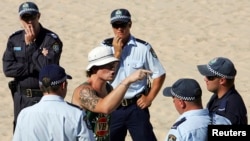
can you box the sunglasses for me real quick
[206,76,217,81]
[21,14,37,21]
[112,22,128,28]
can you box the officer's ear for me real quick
[61,81,68,90]
[128,22,132,28]
[179,99,186,109]
[37,13,41,20]
[219,77,227,85]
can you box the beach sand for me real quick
[1,0,250,140]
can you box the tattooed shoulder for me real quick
[79,85,99,111]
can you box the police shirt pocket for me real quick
[14,49,26,62]
[127,61,144,74]
[14,51,24,57]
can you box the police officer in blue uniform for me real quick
[13,64,95,141]
[163,78,211,141]
[2,1,63,131]
[197,57,248,125]
[102,9,166,141]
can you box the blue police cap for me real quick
[39,64,72,86]
[197,57,237,79]
[163,78,202,101]
[110,8,131,24]
[19,1,39,17]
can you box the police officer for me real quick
[163,78,211,141]
[197,57,248,125]
[102,9,166,141]
[13,64,95,141]
[2,1,63,132]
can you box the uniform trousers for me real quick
[110,103,157,141]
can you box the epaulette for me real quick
[102,37,114,46]
[47,32,59,39]
[66,102,82,110]
[9,30,22,38]
[135,38,148,45]
[171,117,186,129]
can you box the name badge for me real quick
[14,47,21,51]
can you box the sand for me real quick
[1,0,250,140]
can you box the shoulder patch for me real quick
[135,38,148,45]
[52,42,60,53]
[150,47,158,58]
[168,134,177,141]
[102,38,113,46]
[171,117,186,129]
[66,102,82,110]
[83,115,93,130]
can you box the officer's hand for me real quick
[24,25,36,45]
[137,95,152,109]
[112,36,123,58]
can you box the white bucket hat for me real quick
[86,46,119,71]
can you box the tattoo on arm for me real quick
[79,87,99,111]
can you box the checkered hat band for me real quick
[19,8,39,15]
[171,89,195,101]
[207,64,234,79]
[39,76,67,86]
[111,15,130,22]
[50,76,67,86]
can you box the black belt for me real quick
[20,88,43,98]
[121,94,142,106]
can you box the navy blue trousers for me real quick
[110,104,157,141]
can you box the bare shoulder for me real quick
[72,84,100,111]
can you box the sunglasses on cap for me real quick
[112,22,128,29]
[21,14,37,21]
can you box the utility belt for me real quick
[120,77,151,107]
[121,94,142,107]
[8,80,43,98]
[19,88,43,98]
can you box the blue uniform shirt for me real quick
[207,86,248,125]
[102,35,166,98]
[12,95,95,141]
[3,24,63,88]
[165,109,211,141]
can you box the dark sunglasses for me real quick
[21,14,37,21]
[206,76,217,81]
[112,22,128,28]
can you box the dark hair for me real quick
[39,77,62,93]
[85,66,99,77]
[225,78,235,87]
